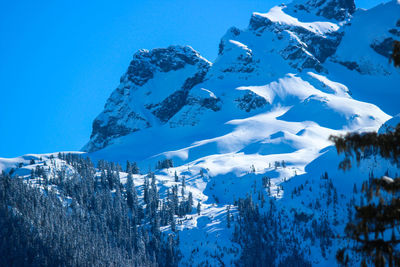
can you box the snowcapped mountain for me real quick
[77,0,396,264]
[83,46,211,152]
[1,0,399,266]
[332,0,400,76]
[83,0,398,169]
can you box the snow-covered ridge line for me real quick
[3,0,399,265]
[252,6,339,35]
[0,151,85,173]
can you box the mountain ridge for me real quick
[83,45,211,152]
[83,0,399,158]
[1,0,400,266]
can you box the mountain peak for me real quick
[83,45,211,152]
[123,45,210,86]
[290,0,356,21]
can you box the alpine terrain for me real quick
[1,0,400,266]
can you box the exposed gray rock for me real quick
[336,60,361,71]
[89,116,142,152]
[218,27,242,55]
[152,90,189,122]
[235,92,268,112]
[150,69,209,122]
[248,14,273,32]
[200,97,221,112]
[126,46,208,86]
[83,0,381,153]
[83,46,211,152]
[371,37,395,59]
[389,28,400,37]
[290,0,356,21]
[247,11,342,73]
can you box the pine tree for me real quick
[131,162,140,174]
[174,171,179,182]
[181,176,185,188]
[197,202,201,215]
[188,192,193,213]
[390,40,400,67]
[126,172,136,212]
[332,125,400,266]
[334,44,400,266]
[226,205,231,228]
[126,161,131,173]
[0,154,181,266]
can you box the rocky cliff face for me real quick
[289,0,356,21]
[83,46,211,152]
[331,0,400,75]
[84,0,399,157]
[84,1,355,153]
[217,4,343,75]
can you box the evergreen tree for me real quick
[390,40,400,67]
[0,154,180,267]
[131,162,140,174]
[126,160,131,173]
[332,124,400,266]
[197,202,201,215]
[188,192,193,213]
[226,205,231,228]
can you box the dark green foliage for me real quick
[197,201,201,215]
[226,205,231,228]
[174,171,179,182]
[0,154,183,266]
[126,160,139,174]
[339,177,400,267]
[233,195,312,267]
[329,124,400,171]
[156,159,174,169]
[332,125,400,266]
[390,40,400,68]
[333,40,400,266]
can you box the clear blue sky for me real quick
[0,0,383,157]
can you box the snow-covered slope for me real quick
[83,46,211,152]
[83,0,398,170]
[2,0,399,266]
[286,0,356,21]
[332,0,400,76]
[78,1,400,264]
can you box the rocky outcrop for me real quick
[290,0,356,21]
[83,46,211,152]
[217,5,343,74]
[235,92,268,112]
[84,1,350,153]
[371,37,396,59]
[330,0,400,75]
[84,0,399,153]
